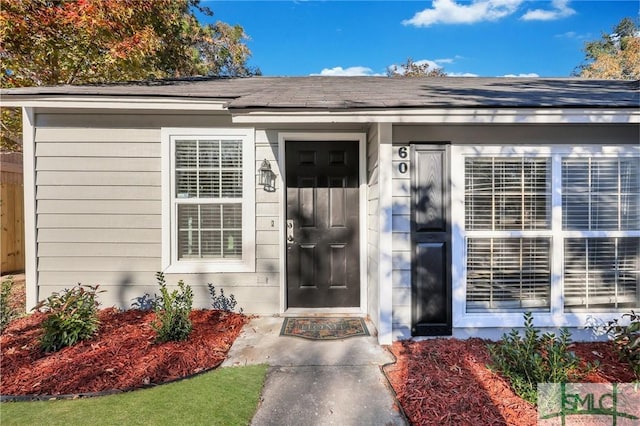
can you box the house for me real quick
[2,77,638,344]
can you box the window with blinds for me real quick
[562,158,640,231]
[174,139,243,260]
[467,238,551,312]
[464,157,552,313]
[465,158,550,230]
[460,148,638,319]
[562,157,639,311]
[564,237,639,311]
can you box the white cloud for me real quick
[555,31,590,40]
[447,72,480,77]
[312,66,384,77]
[521,0,575,21]
[556,30,577,38]
[502,73,540,77]
[402,0,523,27]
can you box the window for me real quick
[458,146,639,318]
[465,157,551,312]
[562,157,639,311]
[162,129,255,273]
[465,158,550,230]
[563,158,639,231]
[467,238,551,312]
[564,237,639,311]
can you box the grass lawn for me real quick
[0,365,268,426]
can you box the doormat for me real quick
[280,317,369,340]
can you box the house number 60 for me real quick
[398,146,408,174]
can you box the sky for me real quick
[200,0,639,77]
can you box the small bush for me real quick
[487,312,592,404]
[151,272,193,343]
[207,284,242,313]
[605,310,640,378]
[34,285,103,352]
[1,276,18,332]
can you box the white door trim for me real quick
[277,132,368,314]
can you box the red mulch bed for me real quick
[1,308,247,396]
[384,338,637,426]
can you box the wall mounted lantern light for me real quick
[258,159,276,192]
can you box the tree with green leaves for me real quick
[387,58,447,78]
[575,17,640,79]
[0,0,259,151]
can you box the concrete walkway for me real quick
[221,316,408,426]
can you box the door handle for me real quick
[286,219,294,243]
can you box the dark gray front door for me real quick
[411,144,452,335]
[285,141,360,308]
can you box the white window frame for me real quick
[161,128,255,273]
[451,145,640,329]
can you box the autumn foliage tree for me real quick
[576,17,640,80]
[0,0,259,151]
[387,58,447,78]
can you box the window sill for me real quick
[163,260,255,274]
[453,311,633,329]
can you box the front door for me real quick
[411,144,452,335]
[285,141,360,308]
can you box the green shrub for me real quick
[487,312,592,404]
[605,310,640,378]
[1,275,18,332]
[151,272,193,343]
[34,285,103,352]
[207,284,242,313]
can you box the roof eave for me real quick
[230,107,640,124]
[0,95,231,111]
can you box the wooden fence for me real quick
[1,152,25,274]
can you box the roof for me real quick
[2,76,638,109]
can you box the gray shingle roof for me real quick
[2,76,638,109]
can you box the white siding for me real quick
[35,127,163,307]
[32,114,281,313]
[390,141,412,337]
[372,123,394,344]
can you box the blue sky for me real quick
[200,0,638,77]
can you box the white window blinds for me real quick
[564,237,639,311]
[464,157,552,313]
[175,138,243,260]
[175,139,243,199]
[562,157,639,311]
[467,238,551,312]
[562,158,639,230]
[460,147,639,320]
[465,158,550,230]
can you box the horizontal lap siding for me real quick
[34,122,281,314]
[249,130,281,310]
[35,127,162,306]
[391,151,412,335]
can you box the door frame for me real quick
[278,132,367,314]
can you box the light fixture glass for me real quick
[259,159,276,192]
